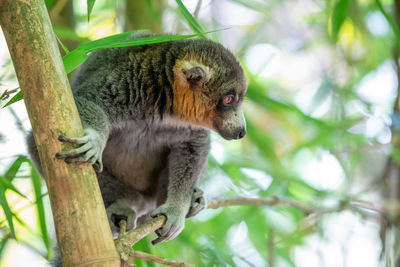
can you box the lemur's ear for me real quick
[182,66,207,89]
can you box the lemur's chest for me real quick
[101,118,191,191]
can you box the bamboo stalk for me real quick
[0,0,119,266]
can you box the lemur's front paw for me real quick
[186,187,206,218]
[106,201,137,235]
[150,203,186,245]
[55,128,104,172]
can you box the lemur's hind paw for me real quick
[186,187,206,218]
[106,200,137,235]
[55,128,104,172]
[150,203,185,245]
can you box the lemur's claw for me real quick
[186,187,206,218]
[93,160,103,172]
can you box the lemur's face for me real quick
[212,78,247,140]
[172,56,247,140]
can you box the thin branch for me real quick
[268,230,275,267]
[128,250,195,267]
[0,87,19,102]
[376,0,400,48]
[119,220,127,237]
[49,0,68,21]
[207,196,315,214]
[8,106,27,135]
[115,215,166,261]
[115,195,394,264]
[193,0,202,19]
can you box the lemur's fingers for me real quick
[150,204,185,245]
[192,188,204,199]
[55,143,92,158]
[186,187,206,218]
[186,196,206,218]
[153,224,181,245]
[65,149,98,164]
[152,229,167,245]
[65,156,87,164]
[58,135,90,144]
[88,156,97,165]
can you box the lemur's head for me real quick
[172,39,247,140]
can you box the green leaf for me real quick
[87,0,96,22]
[30,162,51,255]
[4,155,28,181]
[1,91,22,108]
[0,177,27,199]
[44,0,56,10]
[331,0,350,40]
[55,35,70,54]
[246,82,330,128]
[53,26,90,43]
[63,31,216,73]
[132,238,155,267]
[229,0,270,11]
[63,48,89,74]
[0,178,16,238]
[175,0,205,34]
[0,238,8,259]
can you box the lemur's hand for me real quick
[55,128,105,172]
[150,202,187,245]
[106,199,137,235]
[186,187,206,218]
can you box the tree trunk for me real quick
[0,0,119,266]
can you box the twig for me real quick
[207,196,315,214]
[8,106,27,135]
[119,220,127,237]
[49,0,68,21]
[0,87,19,102]
[350,199,400,215]
[194,0,202,19]
[114,196,393,264]
[129,250,195,267]
[268,230,275,267]
[115,215,166,261]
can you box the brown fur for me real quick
[172,57,216,130]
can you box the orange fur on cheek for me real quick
[172,65,216,129]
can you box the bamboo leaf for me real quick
[87,0,96,22]
[0,177,26,199]
[63,48,88,74]
[30,162,51,255]
[53,26,90,43]
[1,91,22,108]
[175,0,205,34]
[229,0,270,11]
[0,178,15,238]
[331,0,350,40]
[55,35,70,54]
[0,238,8,258]
[63,31,216,73]
[4,155,28,181]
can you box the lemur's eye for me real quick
[223,95,234,105]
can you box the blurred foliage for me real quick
[1,0,400,266]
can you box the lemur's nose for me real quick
[237,128,246,139]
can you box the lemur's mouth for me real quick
[213,123,246,140]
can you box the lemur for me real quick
[28,36,247,246]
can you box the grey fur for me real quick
[27,36,247,264]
